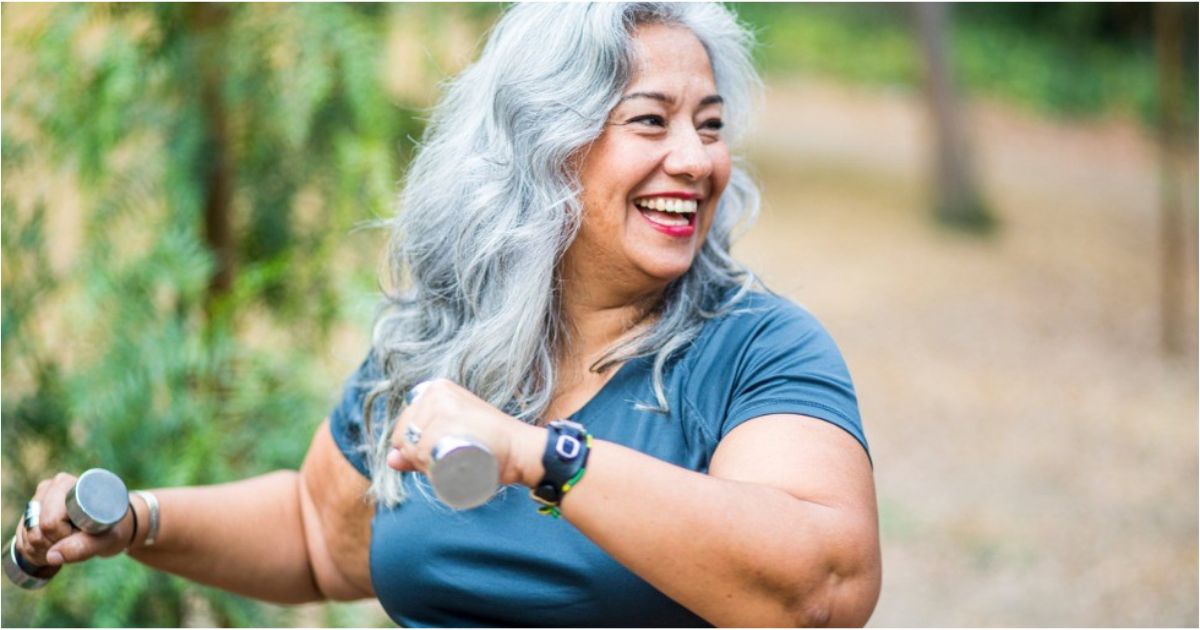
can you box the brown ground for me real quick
[738,78,1198,626]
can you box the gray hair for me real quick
[363,2,763,505]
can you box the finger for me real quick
[20,481,55,562]
[405,380,431,406]
[16,526,46,567]
[37,473,78,544]
[393,381,444,442]
[391,400,418,449]
[391,401,437,452]
[46,529,123,566]
[395,430,435,472]
[387,446,415,472]
[13,525,47,568]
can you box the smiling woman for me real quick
[572,23,732,285]
[11,3,880,628]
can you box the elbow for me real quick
[315,576,372,603]
[786,560,881,627]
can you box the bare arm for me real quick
[550,415,880,626]
[30,420,373,605]
[124,470,323,603]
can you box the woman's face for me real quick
[567,23,731,296]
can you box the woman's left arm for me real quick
[545,414,880,627]
[391,381,880,627]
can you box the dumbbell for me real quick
[405,382,499,511]
[429,436,499,510]
[3,469,129,589]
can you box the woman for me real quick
[14,3,880,626]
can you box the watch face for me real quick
[554,434,582,461]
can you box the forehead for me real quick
[626,22,717,94]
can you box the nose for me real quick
[661,126,713,182]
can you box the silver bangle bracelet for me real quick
[132,490,160,547]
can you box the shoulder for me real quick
[682,289,868,456]
[694,289,839,363]
[328,351,387,479]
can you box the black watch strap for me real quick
[531,420,591,508]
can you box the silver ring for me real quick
[22,501,40,532]
[404,424,423,445]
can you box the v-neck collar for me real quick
[565,354,647,421]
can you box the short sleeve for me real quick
[722,302,869,458]
[328,352,385,479]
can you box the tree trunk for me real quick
[1153,3,1191,356]
[186,4,235,312]
[914,3,995,233]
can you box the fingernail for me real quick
[46,550,64,566]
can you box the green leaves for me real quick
[1,3,430,626]
[734,3,1196,127]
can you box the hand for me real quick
[388,379,546,488]
[15,473,133,568]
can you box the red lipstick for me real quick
[641,217,695,237]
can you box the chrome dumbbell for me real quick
[4,469,129,589]
[429,436,499,510]
[405,382,499,511]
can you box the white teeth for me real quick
[634,197,698,214]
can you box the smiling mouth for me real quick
[633,197,698,229]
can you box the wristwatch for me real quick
[530,419,592,509]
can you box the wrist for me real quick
[528,420,592,517]
[507,423,547,488]
[117,506,138,552]
[125,491,155,552]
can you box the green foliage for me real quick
[737,4,922,87]
[733,3,1198,128]
[1,4,424,626]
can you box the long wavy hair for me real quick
[363,2,763,505]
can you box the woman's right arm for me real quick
[19,419,374,604]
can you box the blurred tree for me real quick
[1153,2,1195,356]
[737,4,1196,132]
[189,4,237,307]
[1,3,427,626]
[914,3,996,233]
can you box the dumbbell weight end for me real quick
[3,468,128,590]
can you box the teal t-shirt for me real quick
[329,291,868,627]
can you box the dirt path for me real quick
[738,78,1198,626]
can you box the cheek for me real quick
[710,146,732,196]
[581,162,652,233]
[579,146,635,219]
[699,148,733,237]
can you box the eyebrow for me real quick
[618,91,724,107]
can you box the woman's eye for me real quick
[700,118,724,132]
[628,114,666,127]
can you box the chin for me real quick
[637,255,696,284]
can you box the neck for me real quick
[557,274,663,371]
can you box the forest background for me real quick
[2,3,1197,627]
